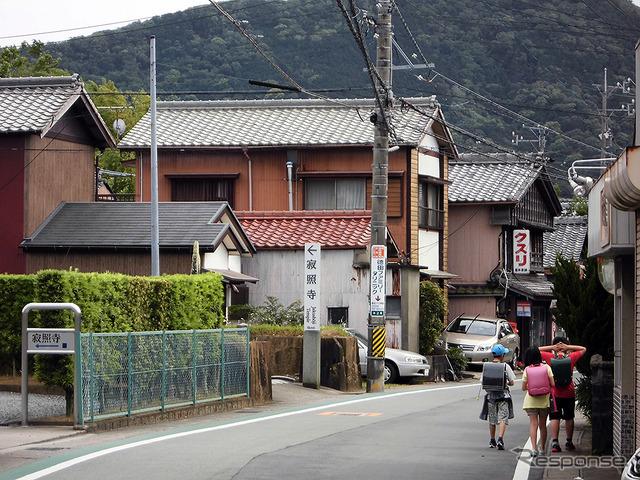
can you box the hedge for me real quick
[0,270,225,384]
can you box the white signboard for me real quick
[370,245,387,317]
[26,328,75,354]
[304,243,321,331]
[513,229,530,274]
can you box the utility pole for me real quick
[595,67,635,159]
[367,0,393,393]
[150,36,160,276]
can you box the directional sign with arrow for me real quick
[304,243,321,331]
[27,328,76,354]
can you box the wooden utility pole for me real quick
[367,0,393,393]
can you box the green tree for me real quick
[250,296,303,326]
[550,254,613,372]
[565,196,588,216]
[550,254,614,421]
[0,41,68,77]
[419,281,447,355]
[85,79,150,195]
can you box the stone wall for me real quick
[255,335,361,392]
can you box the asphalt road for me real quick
[1,378,541,480]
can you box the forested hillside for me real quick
[41,0,640,190]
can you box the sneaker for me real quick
[531,450,539,458]
[497,439,505,450]
[489,439,497,448]
[551,441,561,452]
[565,440,576,451]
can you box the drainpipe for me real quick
[286,161,294,211]
[243,149,252,211]
[636,40,640,146]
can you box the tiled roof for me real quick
[21,202,253,253]
[506,272,554,298]
[0,75,115,147]
[449,153,544,203]
[119,97,440,148]
[236,211,372,249]
[543,216,588,268]
[449,156,543,203]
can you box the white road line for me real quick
[13,383,479,480]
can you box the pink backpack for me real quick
[526,364,551,396]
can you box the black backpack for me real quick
[482,362,507,391]
[550,354,573,386]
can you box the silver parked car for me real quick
[436,315,520,368]
[346,329,430,384]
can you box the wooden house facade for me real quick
[119,97,458,351]
[0,75,115,274]
[447,154,562,356]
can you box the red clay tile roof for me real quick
[236,211,372,249]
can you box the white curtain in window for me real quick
[306,179,335,210]
[336,179,365,209]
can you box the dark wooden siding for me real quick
[24,136,96,236]
[26,251,196,276]
[137,146,412,254]
[0,136,26,273]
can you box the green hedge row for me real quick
[0,269,225,362]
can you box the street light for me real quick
[567,158,615,196]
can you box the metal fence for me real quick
[79,328,249,424]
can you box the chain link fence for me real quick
[79,328,249,423]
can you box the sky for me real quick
[0,0,209,48]
[1,0,640,48]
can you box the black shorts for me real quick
[550,396,575,420]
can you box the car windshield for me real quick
[346,329,368,347]
[446,318,497,336]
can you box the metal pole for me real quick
[636,41,640,146]
[150,35,160,276]
[367,0,393,393]
[602,68,608,159]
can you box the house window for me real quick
[305,179,366,210]
[170,177,234,205]
[418,181,444,230]
[386,296,401,319]
[328,307,348,326]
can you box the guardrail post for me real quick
[221,329,225,400]
[127,332,132,417]
[246,328,250,398]
[162,330,166,412]
[192,330,197,405]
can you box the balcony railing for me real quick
[418,206,444,230]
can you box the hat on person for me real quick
[492,344,509,356]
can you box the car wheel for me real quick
[510,348,519,370]
[384,360,399,384]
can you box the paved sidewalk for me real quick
[541,411,623,480]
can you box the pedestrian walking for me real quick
[479,344,516,450]
[521,346,555,456]
[539,337,586,452]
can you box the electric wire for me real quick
[389,0,603,155]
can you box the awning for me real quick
[203,268,259,284]
[420,269,459,279]
[505,272,553,299]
